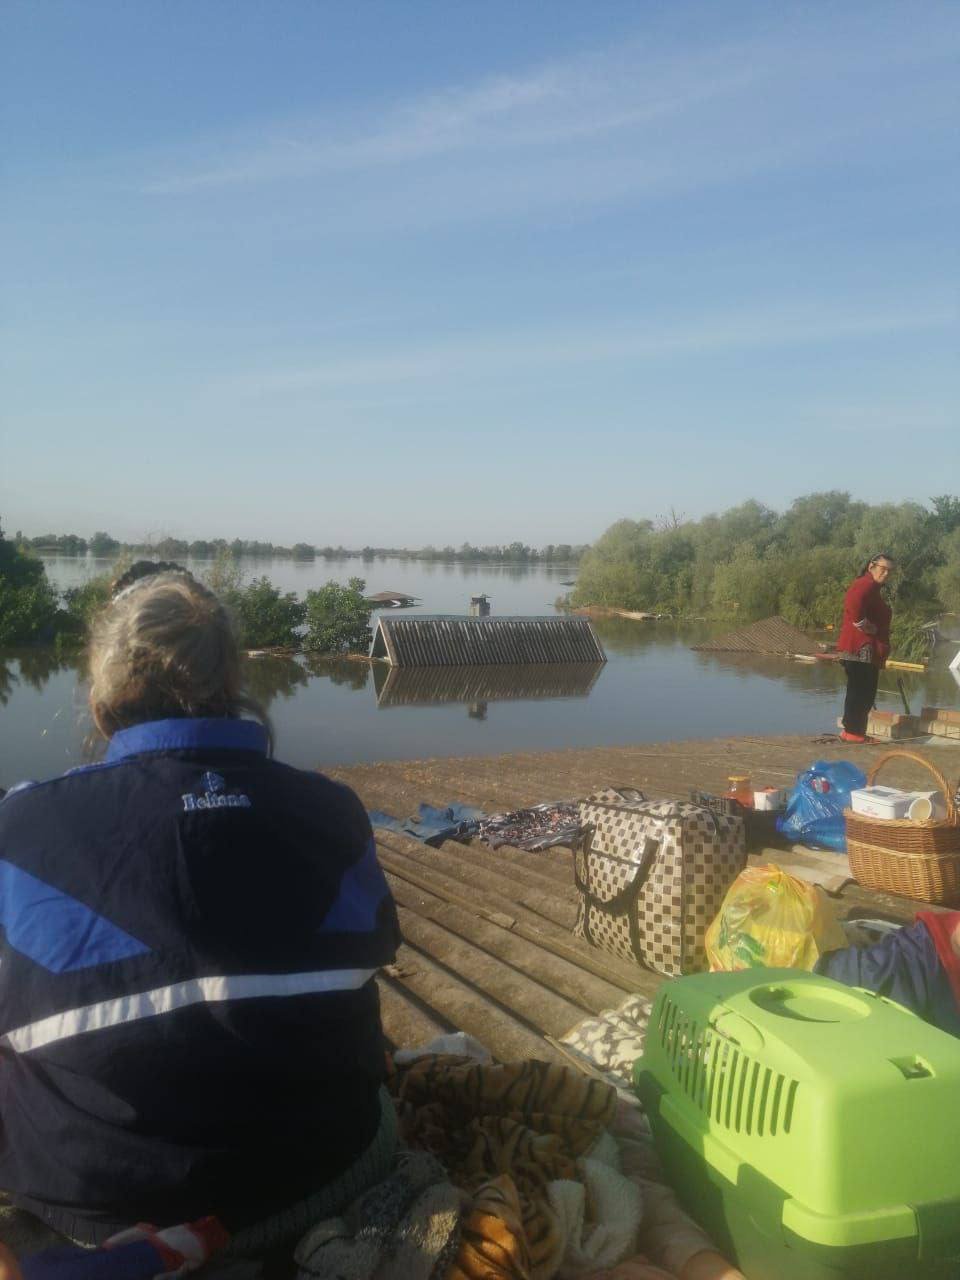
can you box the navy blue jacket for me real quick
[816,920,960,1037]
[0,719,400,1243]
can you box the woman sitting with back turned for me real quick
[0,565,401,1251]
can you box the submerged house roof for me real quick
[371,615,606,667]
[692,615,822,656]
[365,590,420,605]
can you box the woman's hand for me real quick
[679,1249,746,1280]
[854,617,878,635]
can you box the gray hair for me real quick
[88,571,273,748]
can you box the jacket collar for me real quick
[105,718,269,762]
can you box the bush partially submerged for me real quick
[0,524,61,644]
[226,576,307,649]
[304,578,372,654]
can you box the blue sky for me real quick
[2,0,957,547]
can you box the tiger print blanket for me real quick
[447,1174,530,1280]
[389,1057,619,1280]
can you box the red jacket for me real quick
[837,572,892,667]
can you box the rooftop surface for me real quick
[324,734,960,1061]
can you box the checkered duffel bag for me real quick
[574,786,746,976]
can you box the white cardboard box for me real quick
[850,786,915,820]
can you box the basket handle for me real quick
[865,750,956,824]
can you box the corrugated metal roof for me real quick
[371,615,606,667]
[374,661,604,706]
[692,615,822,655]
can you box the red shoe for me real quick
[840,730,879,744]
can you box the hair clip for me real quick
[111,561,191,601]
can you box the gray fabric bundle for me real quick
[293,1150,461,1280]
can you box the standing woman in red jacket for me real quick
[836,552,894,742]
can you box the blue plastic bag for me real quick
[776,759,866,852]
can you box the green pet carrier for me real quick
[634,969,960,1280]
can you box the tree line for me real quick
[0,524,373,654]
[14,531,587,564]
[570,493,960,659]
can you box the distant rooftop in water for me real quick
[371,615,606,667]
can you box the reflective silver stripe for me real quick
[4,969,378,1054]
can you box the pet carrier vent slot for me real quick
[654,996,799,1136]
[782,1079,798,1133]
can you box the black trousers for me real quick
[841,660,879,736]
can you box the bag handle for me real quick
[865,750,957,825]
[611,785,647,804]
[573,826,661,915]
[589,788,723,838]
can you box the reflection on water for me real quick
[0,648,77,706]
[373,662,604,709]
[3,563,959,784]
[243,655,310,707]
[306,656,372,692]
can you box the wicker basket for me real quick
[845,750,960,904]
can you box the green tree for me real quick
[0,519,60,643]
[711,548,782,618]
[572,494,959,624]
[930,495,960,535]
[230,577,306,648]
[936,528,960,613]
[62,575,113,633]
[776,492,866,552]
[852,502,940,612]
[154,537,189,560]
[89,531,120,555]
[304,578,372,654]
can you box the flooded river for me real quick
[1,555,956,787]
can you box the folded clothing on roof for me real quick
[478,803,581,852]
[368,802,485,846]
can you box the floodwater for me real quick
[1,555,957,788]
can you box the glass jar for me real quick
[726,774,753,807]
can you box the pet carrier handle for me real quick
[865,750,956,824]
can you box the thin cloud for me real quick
[220,301,956,398]
[141,50,762,194]
[141,9,959,197]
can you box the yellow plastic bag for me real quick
[705,863,848,972]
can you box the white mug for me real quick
[908,791,947,822]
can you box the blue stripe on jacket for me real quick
[319,837,389,933]
[0,860,150,973]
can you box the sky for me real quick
[1,0,957,548]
